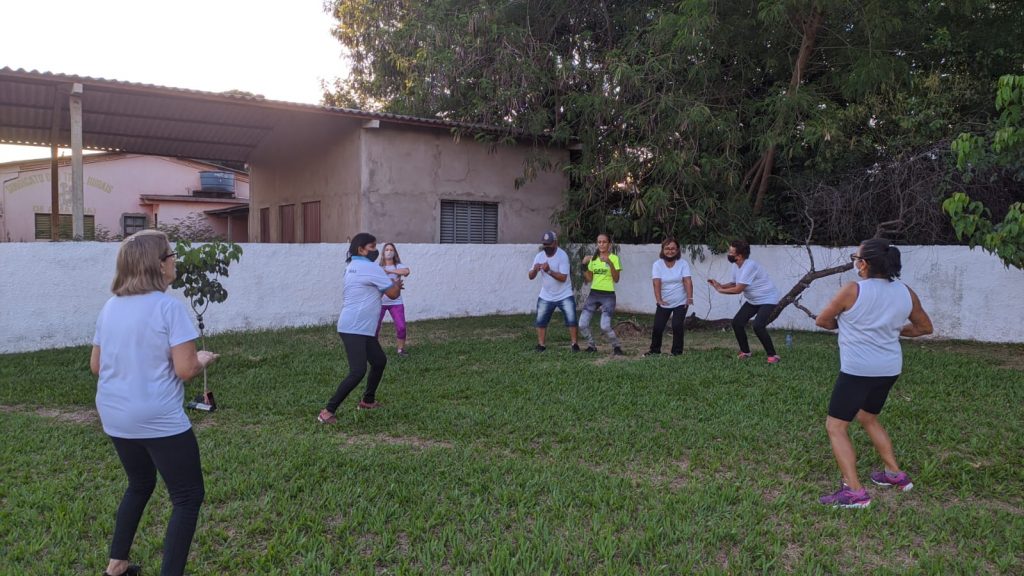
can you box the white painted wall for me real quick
[2,243,1022,354]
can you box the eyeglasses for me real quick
[850,254,864,262]
[161,251,177,261]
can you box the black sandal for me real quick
[103,564,141,576]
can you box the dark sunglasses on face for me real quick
[161,251,177,261]
[850,254,864,262]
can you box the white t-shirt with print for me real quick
[93,291,199,439]
[732,259,779,305]
[531,248,574,302]
[651,258,692,308]
[337,256,396,336]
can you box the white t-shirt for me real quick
[732,259,779,305]
[93,291,199,439]
[651,258,691,308]
[381,263,409,305]
[839,279,913,377]
[531,248,574,302]
[337,256,396,336]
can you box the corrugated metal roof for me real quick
[0,67,535,163]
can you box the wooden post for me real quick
[70,83,84,239]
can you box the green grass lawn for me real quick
[1,315,1022,575]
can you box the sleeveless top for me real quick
[838,278,912,377]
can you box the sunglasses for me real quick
[850,254,864,262]
[161,251,177,261]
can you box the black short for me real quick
[827,372,899,422]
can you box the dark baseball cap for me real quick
[541,230,557,245]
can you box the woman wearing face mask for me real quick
[813,239,932,508]
[645,238,693,356]
[377,243,411,356]
[319,233,402,424]
[709,239,781,363]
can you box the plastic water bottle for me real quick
[785,333,793,349]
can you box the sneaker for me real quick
[585,345,598,353]
[357,401,382,410]
[535,344,546,352]
[643,351,661,357]
[103,564,142,576]
[737,352,752,359]
[819,483,871,508]
[397,348,409,357]
[870,470,914,492]
[767,355,781,364]
[571,343,581,352]
[317,409,337,424]
[613,347,625,356]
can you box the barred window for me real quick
[440,200,498,244]
[122,214,147,236]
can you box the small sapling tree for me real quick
[171,239,243,409]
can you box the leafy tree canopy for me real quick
[324,0,1024,246]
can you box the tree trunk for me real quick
[747,8,824,215]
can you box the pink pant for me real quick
[376,304,407,339]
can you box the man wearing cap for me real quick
[528,231,579,352]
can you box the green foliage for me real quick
[170,240,243,322]
[324,0,1024,245]
[945,75,1024,269]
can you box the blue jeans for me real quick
[535,296,578,327]
[579,291,620,347]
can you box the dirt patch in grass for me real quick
[344,433,453,450]
[914,341,1024,371]
[0,404,98,425]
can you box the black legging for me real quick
[326,332,387,412]
[109,429,204,576]
[649,304,688,355]
[732,302,777,356]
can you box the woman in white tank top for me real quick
[813,239,933,508]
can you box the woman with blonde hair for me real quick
[377,242,411,356]
[91,229,218,576]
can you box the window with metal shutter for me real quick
[440,200,497,243]
[34,213,95,240]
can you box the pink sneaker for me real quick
[737,352,752,359]
[357,400,383,410]
[767,355,781,364]
[317,409,337,424]
[870,470,914,492]
[819,483,871,508]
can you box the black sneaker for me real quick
[535,344,547,352]
[571,343,581,352]
[585,346,598,353]
[613,347,625,356]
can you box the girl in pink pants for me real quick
[377,243,411,356]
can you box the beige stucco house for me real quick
[249,117,568,244]
[0,67,570,245]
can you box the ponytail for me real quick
[859,238,902,281]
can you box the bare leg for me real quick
[856,410,901,473]
[536,327,546,347]
[569,327,578,345]
[825,416,861,490]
